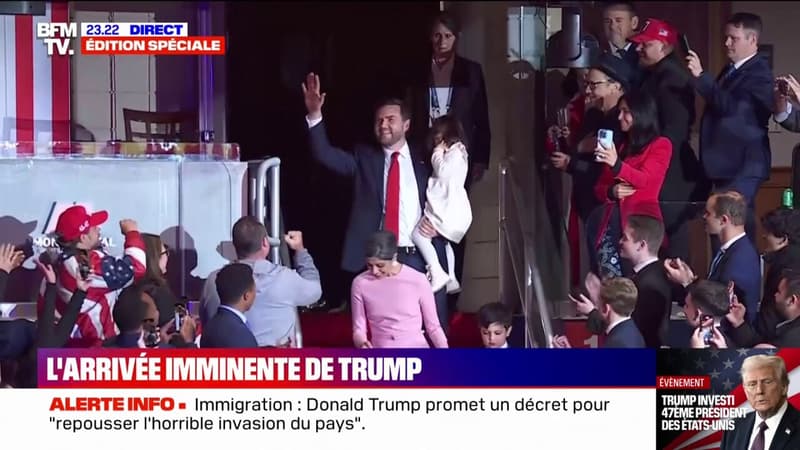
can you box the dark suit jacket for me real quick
[708,236,762,325]
[721,402,800,450]
[607,45,641,89]
[697,54,774,182]
[603,318,645,348]
[778,108,800,133]
[758,245,800,341]
[586,260,672,347]
[638,52,704,201]
[200,307,258,349]
[309,122,431,272]
[406,55,491,166]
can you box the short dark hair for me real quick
[365,230,398,260]
[618,92,661,157]
[781,268,800,299]
[762,207,800,244]
[113,285,148,333]
[478,302,513,328]
[602,1,638,17]
[232,216,267,259]
[711,190,747,227]
[431,11,461,35]
[727,12,762,37]
[216,263,255,306]
[688,280,730,317]
[374,97,411,121]
[626,215,665,254]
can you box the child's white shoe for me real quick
[428,266,451,292]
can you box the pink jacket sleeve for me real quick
[350,276,369,347]
[419,279,449,348]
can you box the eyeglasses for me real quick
[586,80,611,89]
[744,378,776,391]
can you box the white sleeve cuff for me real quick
[774,103,792,123]
[306,115,323,128]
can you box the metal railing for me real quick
[499,159,556,348]
[250,157,303,348]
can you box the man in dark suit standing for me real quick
[630,18,706,262]
[554,277,645,348]
[687,13,773,241]
[302,73,451,330]
[601,1,641,88]
[726,269,800,348]
[721,355,800,450]
[200,263,258,349]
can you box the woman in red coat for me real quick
[590,92,672,278]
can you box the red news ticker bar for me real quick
[80,36,226,55]
[656,375,710,390]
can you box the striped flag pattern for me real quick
[0,1,70,151]
[661,348,800,450]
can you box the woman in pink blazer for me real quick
[351,231,449,349]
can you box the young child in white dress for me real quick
[412,115,473,292]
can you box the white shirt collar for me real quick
[733,52,758,70]
[721,232,747,251]
[218,304,248,325]
[633,257,659,274]
[751,400,788,449]
[383,141,411,159]
[606,316,630,335]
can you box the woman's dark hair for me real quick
[427,115,468,152]
[431,12,461,35]
[619,91,660,157]
[365,231,398,260]
[561,69,581,99]
[142,233,167,286]
[762,207,800,244]
[55,234,91,280]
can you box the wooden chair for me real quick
[122,108,197,142]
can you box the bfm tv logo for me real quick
[33,201,116,250]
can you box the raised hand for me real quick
[0,244,24,274]
[284,231,305,251]
[301,72,326,120]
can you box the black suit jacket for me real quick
[630,261,674,348]
[603,318,645,348]
[758,245,800,340]
[697,54,774,181]
[585,260,672,347]
[406,55,491,167]
[200,308,258,349]
[309,122,431,272]
[607,45,641,89]
[639,52,705,201]
[708,236,762,326]
[721,403,800,450]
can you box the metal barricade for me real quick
[251,157,303,348]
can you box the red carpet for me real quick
[299,311,483,348]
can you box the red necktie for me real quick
[384,152,400,237]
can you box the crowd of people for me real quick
[549,2,800,350]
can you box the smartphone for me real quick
[174,303,187,331]
[699,314,714,346]
[680,34,691,55]
[727,281,736,306]
[596,129,614,161]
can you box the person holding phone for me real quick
[773,74,800,132]
[685,280,733,349]
[588,91,672,278]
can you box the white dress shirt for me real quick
[307,115,421,247]
[218,304,248,325]
[733,52,758,70]
[382,142,421,247]
[748,400,788,450]
[721,232,746,252]
[633,257,659,274]
[606,316,631,335]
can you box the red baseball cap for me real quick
[629,19,678,46]
[55,205,108,241]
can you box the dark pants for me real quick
[710,177,761,253]
[398,237,450,333]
